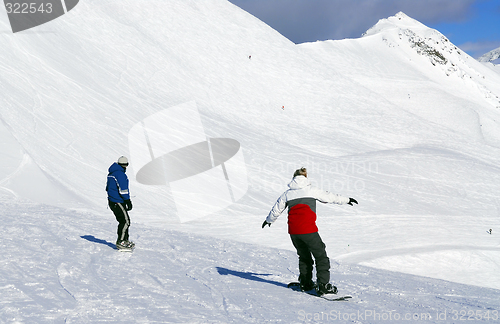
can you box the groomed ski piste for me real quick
[2,200,500,323]
[1,0,500,323]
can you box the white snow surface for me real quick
[1,1,500,323]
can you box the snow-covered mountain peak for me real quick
[363,11,428,37]
[363,12,455,66]
[478,46,500,63]
[360,12,500,108]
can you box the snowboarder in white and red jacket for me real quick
[262,167,358,295]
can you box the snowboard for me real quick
[287,282,352,301]
[117,246,134,252]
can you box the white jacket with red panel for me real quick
[266,175,350,235]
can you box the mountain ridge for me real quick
[1,0,500,297]
[478,46,500,63]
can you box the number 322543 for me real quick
[5,3,53,14]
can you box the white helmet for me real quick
[117,156,129,166]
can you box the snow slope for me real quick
[482,61,500,76]
[2,199,500,323]
[1,1,500,322]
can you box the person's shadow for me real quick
[216,267,287,288]
[80,235,117,249]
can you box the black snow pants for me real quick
[290,232,330,285]
[109,200,130,242]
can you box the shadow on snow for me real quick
[81,235,117,249]
[216,267,287,288]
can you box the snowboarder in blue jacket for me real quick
[106,156,134,249]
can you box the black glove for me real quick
[262,220,271,228]
[124,199,133,211]
[347,198,358,206]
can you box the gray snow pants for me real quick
[290,232,330,285]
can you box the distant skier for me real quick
[106,156,134,250]
[262,167,358,295]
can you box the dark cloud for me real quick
[228,0,476,43]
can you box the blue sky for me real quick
[228,0,500,58]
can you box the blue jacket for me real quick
[106,162,130,203]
